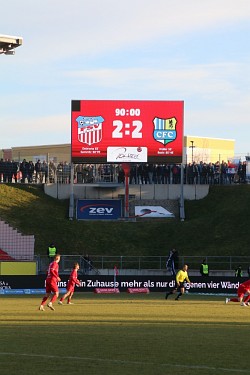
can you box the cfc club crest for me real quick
[76,116,104,146]
[153,117,177,146]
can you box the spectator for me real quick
[162,164,171,184]
[214,161,221,184]
[242,161,247,183]
[41,161,48,183]
[156,164,162,184]
[48,243,57,260]
[207,162,214,184]
[118,165,125,184]
[5,159,13,183]
[63,161,70,183]
[166,248,179,276]
[49,161,56,183]
[138,164,145,184]
[192,162,199,184]
[12,160,18,183]
[35,159,42,183]
[227,160,236,184]
[75,163,83,183]
[235,265,243,278]
[220,161,228,184]
[143,164,149,184]
[28,161,34,183]
[172,164,180,184]
[57,162,64,183]
[201,162,208,184]
[20,159,29,183]
[238,161,247,183]
[129,165,137,184]
[0,158,4,182]
[147,164,154,184]
[200,259,209,277]
[83,254,92,274]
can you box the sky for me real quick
[0,0,250,155]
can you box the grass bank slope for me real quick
[0,184,249,256]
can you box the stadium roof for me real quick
[0,34,23,55]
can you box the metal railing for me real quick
[35,255,100,275]
[35,255,250,275]
[1,161,249,185]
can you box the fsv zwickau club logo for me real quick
[76,116,104,146]
[153,117,177,146]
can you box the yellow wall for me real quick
[9,137,235,165]
[184,136,235,163]
[11,144,71,163]
[0,262,37,275]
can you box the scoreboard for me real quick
[71,100,184,163]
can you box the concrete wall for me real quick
[44,183,209,201]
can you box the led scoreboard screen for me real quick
[71,100,184,163]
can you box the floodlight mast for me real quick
[0,34,23,55]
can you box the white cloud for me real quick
[2,0,250,62]
[1,0,250,154]
[66,61,249,103]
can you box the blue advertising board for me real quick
[76,199,122,220]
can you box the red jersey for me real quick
[240,280,250,291]
[46,261,59,283]
[68,269,80,287]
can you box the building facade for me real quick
[4,136,235,165]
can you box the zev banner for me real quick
[76,199,122,220]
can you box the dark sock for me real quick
[165,291,173,299]
[175,292,182,300]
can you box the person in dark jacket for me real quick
[166,248,179,276]
[20,159,29,183]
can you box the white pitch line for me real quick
[0,352,249,373]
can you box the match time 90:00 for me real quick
[115,108,141,116]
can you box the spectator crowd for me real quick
[0,158,248,185]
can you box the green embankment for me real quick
[0,184,249,256]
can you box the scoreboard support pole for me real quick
[122,163,130,219]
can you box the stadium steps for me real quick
[0,220,35,260]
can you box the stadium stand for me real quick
[0,220,34,260]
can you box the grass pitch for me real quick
[0,293,250,375]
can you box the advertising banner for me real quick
[107,146,148,163]
[76,199,122,220]
[0,275,242,295]
[135,206,175,218]
[71,100,184,163]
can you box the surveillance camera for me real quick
[4,50,15,55]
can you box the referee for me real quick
[165,264,191,300]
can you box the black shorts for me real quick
[176,282,185,291]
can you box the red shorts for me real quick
[67,282,75,293]
[46,280,59,293]
[237,286,249,299]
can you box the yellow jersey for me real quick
[176,270,191,284]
